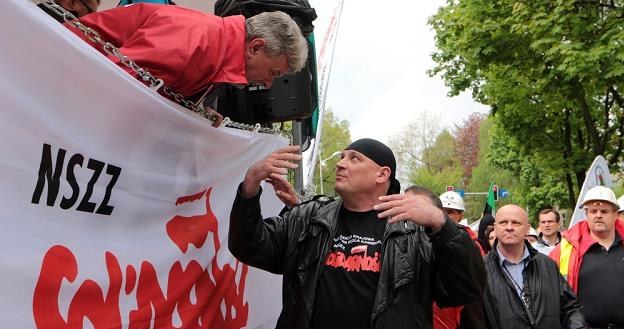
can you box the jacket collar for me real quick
[309,198,418,238]
[489,240,539,264]
[563,218,624,255]
[384,219,419,239]
[537,231,561,246]
[309,198,342,229]
[217,15,248,85]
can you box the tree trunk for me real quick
[565,172,576,209]
[573,81,603,155]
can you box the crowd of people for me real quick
[230,137,624,329]
[35,1,624,328]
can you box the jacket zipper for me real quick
[499,262,536,326]
[370,223,407,324]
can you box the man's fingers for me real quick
[204,107,224,128]
[275,145,301,154]
[269,173,289,183]
[269,173,291,190]
[272,160,299,170]
[377,206,406,219]
[373,199,405,212]
[273,167,288,175]
[272,152,303,162]
[387,214,409,224]
[378,194,405,202]
[211,112,224,128]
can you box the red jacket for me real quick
[66,4,248,97]
[549,218,624,292]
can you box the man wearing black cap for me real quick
[229,138,486,329]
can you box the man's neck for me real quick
[497,243,526,263]
[590,230,616,249]
[341,192,383,212]
[542,232,559,245]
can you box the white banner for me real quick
[569,155,613,228]
[0,1,284,328]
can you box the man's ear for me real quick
[377,167,391,183]
[247,38,266,55]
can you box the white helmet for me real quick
[582,186,619,210]
[439,191,465,211]
[527,227,538,238]
[617,195,624,213]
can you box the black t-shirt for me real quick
[577,232,624,327]
[310,207,386,329]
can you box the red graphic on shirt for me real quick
[32,187,249,329]
[325,244,380,272]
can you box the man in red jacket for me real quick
[551,185,624,329]
[65,4,308,124]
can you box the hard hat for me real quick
[439,191,465,211]
[618,195,624,213]
[582,186,619,210]
[527,227,538,238]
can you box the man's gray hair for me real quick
[245,11,308,73]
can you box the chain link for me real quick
[40,0,280,134]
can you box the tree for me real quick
[454,112,486,185]
[487,119,570,221]
[408,129,463,194]
[429,0,624,209]
[466,117,518,220]
[312,107,351,195]
[389,111,443,183]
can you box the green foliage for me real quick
[408,130,464,194]
[467,118,518,220]
[312,108,351,195]
[430,0,624,210]
[487,118,570,220]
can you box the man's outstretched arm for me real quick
[228,146,301,274]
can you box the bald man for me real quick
[481,205,586,329]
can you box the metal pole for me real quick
[292,121,304,195]
[319,158,323,195]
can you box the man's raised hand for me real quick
[241,145,302,198]
[265,173,299,208]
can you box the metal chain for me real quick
[40,0,280,134]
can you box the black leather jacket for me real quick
[483,241,587,329]
[229,188,486,329]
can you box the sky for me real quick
[98,0,489,143]
[309,0,488,143]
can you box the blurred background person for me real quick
[485,226,496,251]
[526,227,538,245]
[477,212,495,254]
[534,208,562,255]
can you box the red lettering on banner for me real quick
[324,250,380,272]
[166,188,219,253]
[33,246,123,328]
[32,187,249,329]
